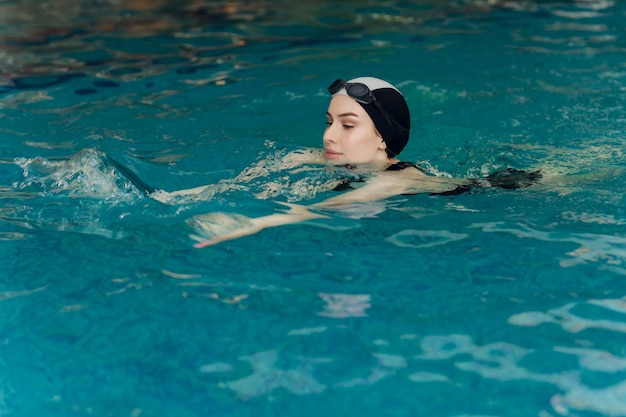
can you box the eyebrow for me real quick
[326,111,359,118]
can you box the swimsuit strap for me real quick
[334,163,542,195]
[386,161,427,173]
[334,161,424,191]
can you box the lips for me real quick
[325,149,342,159]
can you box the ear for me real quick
[376,130,386,150]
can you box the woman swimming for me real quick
[156,76,540,247]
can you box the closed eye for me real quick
[325,120,353,129]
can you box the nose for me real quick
[323,123,336,145]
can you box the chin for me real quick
[324,156,344,165]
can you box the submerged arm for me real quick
[190,202,328,248]
[312,169,464,209]
[151,148,326,203]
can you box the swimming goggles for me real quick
[328,78,380,105]
[327,78,408,136]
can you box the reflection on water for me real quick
[165,266,626,416]
[0,285,48,302]
[190,293,626,415]
[510,298,626,334]
[508,296,626,416]
[221,350,328,400]
[473,221,626,269]
[317,293,371,318]
[1,0,618,94]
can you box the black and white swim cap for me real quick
[330,77,411,157]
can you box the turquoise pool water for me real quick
[2,1,626,416]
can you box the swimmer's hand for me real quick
[188,203,328,248]
[150,189,173,203]
[150,185,212,204]
[188,212,262,248]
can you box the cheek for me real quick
[351,129,380,150]
[343,133,380,161]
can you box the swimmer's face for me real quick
[323,95,389,166]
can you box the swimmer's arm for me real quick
[151,148,325,203]
[192,203,328,248]
[313,170,466,208]
[192,171,465,247]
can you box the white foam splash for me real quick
[159,147,343,205]
[14,148,141,200]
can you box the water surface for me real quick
[2,1,626,416]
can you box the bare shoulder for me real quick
[376,165,467,194]
[315,166,466,209]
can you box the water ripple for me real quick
[386,229,468,248]
[472,221,626,268]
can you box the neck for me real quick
[335,158,399,173]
